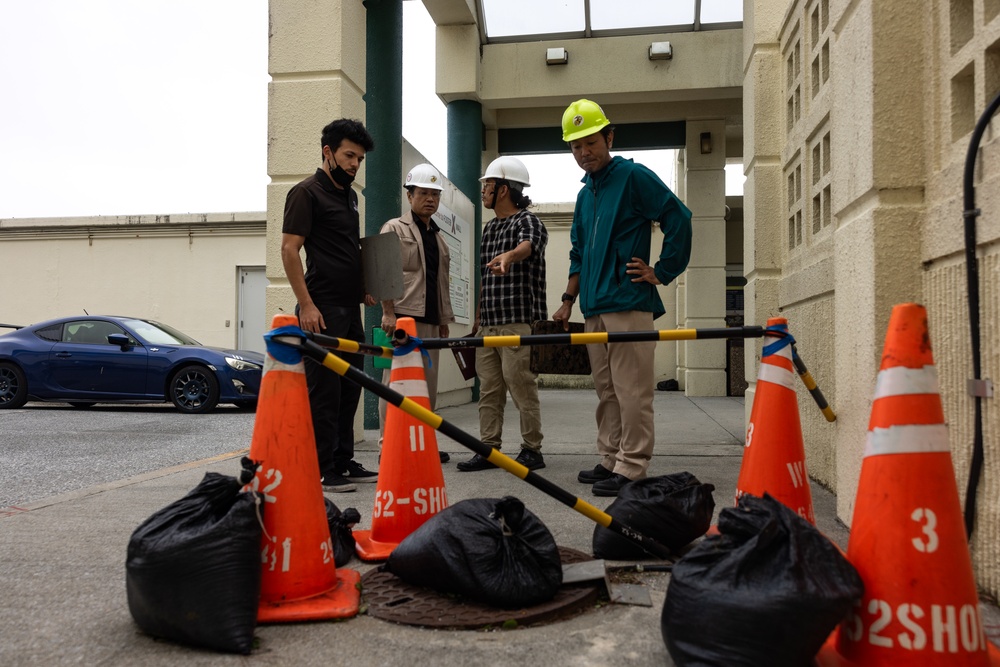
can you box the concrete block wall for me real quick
[921,0,1000,596]
[265,0,368,322]
[748,0,1000,595]
[266,0,368,437]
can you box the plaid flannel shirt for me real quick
[479,208,548,326]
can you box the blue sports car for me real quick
[0,315,264,414]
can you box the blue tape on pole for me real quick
[394,335,432,367]
[762,323,795,357]
[263,325,305,365]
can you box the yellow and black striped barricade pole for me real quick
[307,325,836,422]
[791,345,836,422]
[273,327,674,561]
[305,333,395,364]
[411,325,768,350]
[307,325,767,357]
[414,326,837,423]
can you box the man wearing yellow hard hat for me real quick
[552,99,693,497]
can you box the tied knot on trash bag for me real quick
[324,498,361,567]
[593,472,715,559]
[661,493,863,667]
[125,459,265,655]
[383,496,563,608]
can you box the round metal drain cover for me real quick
[361,546,602,629]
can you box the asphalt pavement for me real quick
[0,389,996,666]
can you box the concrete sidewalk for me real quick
[0,389,979,665]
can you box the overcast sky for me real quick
[0,1,732,220]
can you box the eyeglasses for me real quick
[481,185,495,194]
[411,189,441,199]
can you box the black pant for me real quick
[298,304,364,477]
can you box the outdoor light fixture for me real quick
[546,47,568,65]
[648,41,672,60]
[700,132,713,154]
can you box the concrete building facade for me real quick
[264,0,1000,595]
[4,0,997,596]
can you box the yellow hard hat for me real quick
[561,99,611,143]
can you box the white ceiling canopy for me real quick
[478,0,742,43]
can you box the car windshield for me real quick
[122,318,202,346]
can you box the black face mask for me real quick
[327,156,355,187]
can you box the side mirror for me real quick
[107,333,132,350]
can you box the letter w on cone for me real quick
[817,303,1000,666]
[734,317,815,524]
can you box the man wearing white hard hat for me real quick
[378,163,455,463]
[457,156,548,473]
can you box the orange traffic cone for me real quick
[354,317,448,561]
[816,303,1000,665]
[734,317,816,523]
[245,314,359,622]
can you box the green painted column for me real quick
[447,99,483,400]
[363,0,403,428]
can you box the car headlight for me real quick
[226,357,262,372]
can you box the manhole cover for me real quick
[361,546,603,629]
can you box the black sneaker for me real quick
[578,464,614,484]
[321,473,357,493]
[514,449,545,471]
[456,451,498,472]
[592,473,632,497]
[339,460,378,483]
[439,451,450,463]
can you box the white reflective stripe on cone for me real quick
[263,358,305,374]
[758,361,796,391]
[391,352,425,369]
[865,423,950,456]
[388,379,430,398]
[873,365,940,399]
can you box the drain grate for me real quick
[361,546,603,629]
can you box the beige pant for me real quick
[585,310,656,479]
[476,323,543,452]
[378,320,441,447]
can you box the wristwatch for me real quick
[561,292,576,304]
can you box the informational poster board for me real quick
[432,202,472,325]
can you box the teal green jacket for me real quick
[569,156,692,319]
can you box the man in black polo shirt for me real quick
[457,157,548,472]
[281,118,378,493]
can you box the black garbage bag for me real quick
[662,493,863,667]
[126,458,263,654]
[384,496,563,608]
[324,498,361,567]
[593,472,715,559]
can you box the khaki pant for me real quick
[476,323,543,452]
[585,310,656,479]
[378,320,441,447]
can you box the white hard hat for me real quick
[479,156,531,188]
[404,163,444,190]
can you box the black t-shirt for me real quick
[282,168,364,307]
[413,213,440,325]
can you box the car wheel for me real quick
[169,364,220,414]
[0,362,28,409]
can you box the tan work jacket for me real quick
[380,210,455,325]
